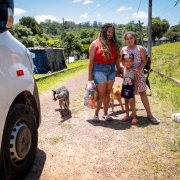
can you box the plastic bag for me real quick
[172,113,180,123]
[84,81,98,109]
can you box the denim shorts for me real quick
[93,64,116,85]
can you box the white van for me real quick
[0,0,41,179]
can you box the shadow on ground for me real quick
[87,115,153,130]
[23,148,46,180]
[55,109,72,122]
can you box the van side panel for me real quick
[1,31,34,106]
[0,35,10,147]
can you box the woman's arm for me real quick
[88,40,96,81]
[115,55,121,77]
[133,46,147,75]
[138,46,147,72]
[119,49,125,72]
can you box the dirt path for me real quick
[24,71,151,180]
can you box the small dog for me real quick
[110,84,125,112]
[52,86,70,117]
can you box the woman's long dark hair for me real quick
[99,23,120,60]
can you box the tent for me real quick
[28,47,67,74]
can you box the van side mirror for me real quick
[0,0,14,33]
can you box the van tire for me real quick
[1,103,38,179]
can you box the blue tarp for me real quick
[29,49,50,74]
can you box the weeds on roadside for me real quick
[58,122,72,129]
[70,87,85,114]
[50,136,64,144]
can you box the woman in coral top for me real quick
[88,23,121,123]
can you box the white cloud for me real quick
[72,0,82,3]
[97,4,100,7]
[117,6,132,12]
[132,11,148,18]
[80,13,89,18]
[97,14,102,18]
[35,15,58,23]
[14,8,27,16]
[83,0,93,5]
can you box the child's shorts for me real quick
[121,85,134,99]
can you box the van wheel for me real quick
[1,104,38,179]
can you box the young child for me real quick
[120,53,138,125]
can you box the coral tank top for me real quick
[94,39,117,64]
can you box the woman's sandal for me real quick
[148,115,160,124]
[92,115,100,123]
[131,118,138,125]
[122,116,131,122]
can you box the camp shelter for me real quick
[28,47,67,74]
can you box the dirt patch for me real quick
[24,71,180,180]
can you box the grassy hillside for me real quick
[148,42,180,114]
[152,42,180,80]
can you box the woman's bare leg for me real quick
[95,82,107,116]
[139,91,153,118]
[103,80,114,116]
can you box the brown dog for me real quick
[110,84,125,112]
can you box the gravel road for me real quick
[24,71,146,180]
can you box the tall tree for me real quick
[164,24,180,41]
[92,21,98,28]
[63,32,82,62]
[9,24,39,47]
[151,17,170,43]
[19,16,43,36]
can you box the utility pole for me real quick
[148,0,152,59]
[138,20,144,45]
[174,0,179,6]
[62,18,64,48]
[129,21,132,31]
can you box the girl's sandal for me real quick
[122,116,131,122]
[131,118,138,125]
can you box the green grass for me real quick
[36,60,89,94]
[66,59,89,68]
[130,65,180,179]
[152,42,180,80]
[50,136,64,144]
[149,72,180,112]
[58,122,72,129]
[70,87,85,114]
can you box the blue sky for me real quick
[14,0,180,27]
